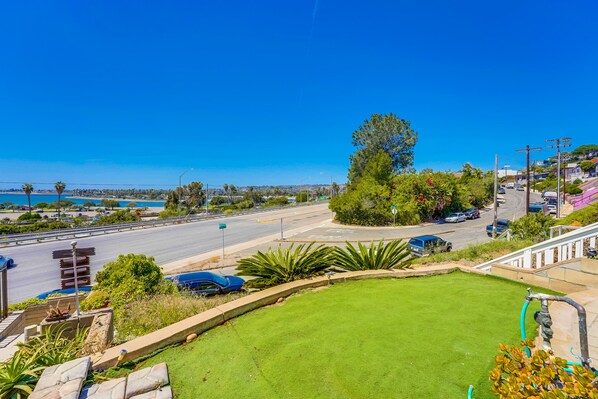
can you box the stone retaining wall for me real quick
[92,264,486,370]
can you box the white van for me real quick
[506,182,515,189]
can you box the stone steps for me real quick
[29,356,173,399]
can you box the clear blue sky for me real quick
[1,1,596,189]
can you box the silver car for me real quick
[445,212,466,223]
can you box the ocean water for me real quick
[0,193,164,208]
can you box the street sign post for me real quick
[391,206,398,226]
[53,245,95,317]
[219,224,227,259]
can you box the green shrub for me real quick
[333,240,412,271]
[80,289,110,311]
[265,196,289,207]
[0,351,44,399]
[8,297,46,311]
[94,254,176,309]
[17,213,41,222]
[236,243,333,288]
[558,203,598,226]
[509,213,555,242]
[94,209,139,225]
[158,209,179,219]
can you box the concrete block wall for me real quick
[491,258,598,293]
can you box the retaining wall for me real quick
[92,264,486,370]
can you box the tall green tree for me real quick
[54,181,66,219]
[22,183,33,214]
[571,144,598,158]
[348,113,417,182]
[164,181,206,214]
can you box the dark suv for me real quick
[486,219,510,236]
[463,208,480,219]
[408,235,452,257]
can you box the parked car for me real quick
[408,235,452,257]
[165,271,245,295]
[486,219,510,236]
[547,204,557,214]
[463,208,480,219]
[516,185,525,191]
[445,212,466,223]
[529,202,549,215]
[498,187,506,194]
[36,285,93,299]
[506,182,515,189]
[0,255,15,269]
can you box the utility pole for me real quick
[516,145,542,215]
[205,183,209,215]
[493,155,498,238]
[546,138,571,218]
[503,164,510,181]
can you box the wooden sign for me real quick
[52,247,95,259]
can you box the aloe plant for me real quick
[236,243,333,288]
[332,240,412,271]
[0,351,44,399]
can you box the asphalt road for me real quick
[3,189,536,304]
[3,203,333,304]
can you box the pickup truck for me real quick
[486,219,510,237]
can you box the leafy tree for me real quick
[580,160,595,173]
[164,181,206,215]
[331,182,340,197]
[18,213,41,221]
[295,191,308,203]
[332,240,412,270]
[265,196,288,206]
[209,196,227,206]
[236,243,333,288]
[54,181,66,219]
[100,199,120,209]
[348,113,418,182]
[83,201,96,208]
[22,183,33,214]
[243,186,264,205]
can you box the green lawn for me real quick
[140,272,554,398]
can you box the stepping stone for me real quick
[125,363,169,399]
[80,377,126,399]
[129,386,173,399]
[30,377,84,399]
[34,357,91,392]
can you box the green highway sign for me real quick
[391,205,397,209]
[219,223,227,229]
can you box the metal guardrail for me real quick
[0,202,327,246]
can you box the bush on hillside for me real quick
[17,212,42,221]
[94,209,140,225]
[509,213,555,242]
[558,203,598,227]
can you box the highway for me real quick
[3,204,333,304]
[3,189,537,304]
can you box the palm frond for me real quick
[333,240,412,271]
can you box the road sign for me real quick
[392,208,397,215]
[53,247,95,259]
[391,205,397,210]
[219,223,227,229]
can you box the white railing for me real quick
[475,221,598,271]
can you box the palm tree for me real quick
[22,183,33,214]
[54,181,66,220]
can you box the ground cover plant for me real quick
[411,239,534,266]
[139,272,558,398]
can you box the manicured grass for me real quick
[140,272,556,398]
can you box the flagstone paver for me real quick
[125,363,169,399]
[129,386,173,399]
[81,377,126,399]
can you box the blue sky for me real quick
[1,1,597,189]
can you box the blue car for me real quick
[166,271,245,295]
[36,285,93,299]
[0,256,15,270]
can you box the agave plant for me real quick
[332,240,412,271]
[0,351,44,399]
[236,243,333,288]
[18,325,87,367]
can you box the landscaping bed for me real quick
[136,272,555,398]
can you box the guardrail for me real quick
[475,221,598,271]
[0,202,328,247]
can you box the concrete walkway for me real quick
[546,289,598,366]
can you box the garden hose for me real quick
[467,385,474,399]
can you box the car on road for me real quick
[445,212,466,223]
[486,219,510,236]
[547,204,557,214]
[498,187,506,194]
[408,235,452,257]
[165,271,245,295]
[506,182,515,189]
[0,255,15,269]
[463,208,480,219]
[516,185,525,191]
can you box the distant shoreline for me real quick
[67,196,165,203]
